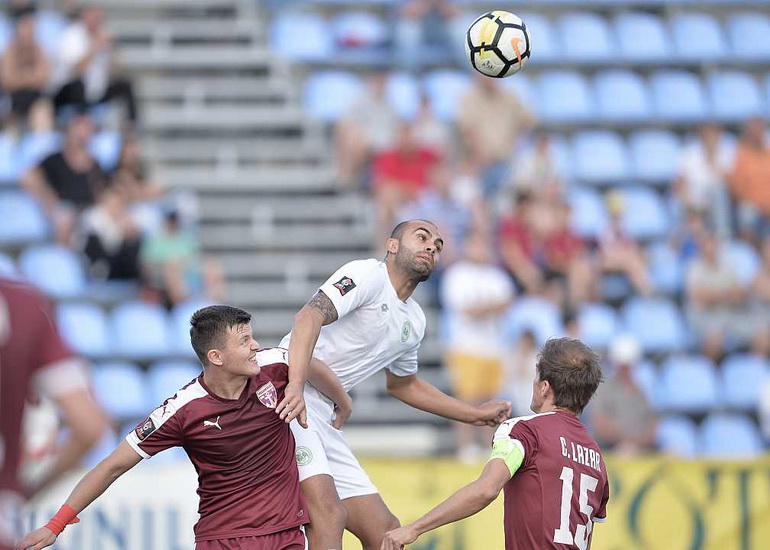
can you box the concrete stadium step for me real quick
[112,20,260,47]
[201,223,372,250]
[147,138,327,164]
[138,76,291,102]
[216,251,365,278]
[200,195,365,223]
[95,0,241,14]
[121,47,270,71]
[143,105,305,130]
[160,166,335,190]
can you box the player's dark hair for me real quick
[536,337,603,415]
[189,305,252,366]
[389,219,435,241]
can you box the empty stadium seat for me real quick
[170,299,215,355]
[0,133,21,183]
[621,297,687,353]
[386,72,421,119]
[92,362,148,418]
[547,134,573,179]
[651,71,708,121]
[572,131,630,183]
[303,71,363,121]
[148,360,201,406]
[331,12,388,49]
[558,13,614,61]
[35,10,68,56]
[660,355,720,412]
[89,132,123,172]
[577,303,618,349]
[594,70,652,121]
[657,415,698,457]
[538,71,594,121]
[516,13,560,62]
[112,301,171,359]
[647,241,684,295]
[503,297,563,345]
[727,13,770,60]
[57,303,111,357]
[721,354,770,409]
[614,12,670,61]
[270,13,333,61]
[619,188,669,240]
[723,240,761,287]
[700,413,763,458]
[0,192,49,245]
[19,245,86,299]
[707,72,764,121]
[670,13,725,61]
[568,188,608,239]
[501,74,537,113]
[422,71,471,121]
[628,130,681,183]
[0,14,12,56]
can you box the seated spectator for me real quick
[751,236,770,356]
[458,75,535,198]
[674,123,733,239]
[671,207,708,263]
[505,130,562,201]
[542,202,594,307]
[140,210,225,308]
[1,8,52,131]
[729,117,770,241]
[440,227,514,462]
[599,192,652,296]
[21,114,108,244]
[395,0,466,71]
[499,193,550,297]
[413,93,452,157]
[502,330,538,418]
[335,72,398,188]
[51,5,138,125]
[588,335,657,457]
[111,135,164,203]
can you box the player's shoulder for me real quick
[0,277,49,307]
[494,412,558,439]
[152,375,207,423]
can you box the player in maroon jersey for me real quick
[382,337,609,550]
[0,278,107,550]
[18,305,348,550]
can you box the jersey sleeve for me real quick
[387,343,419,377]
[495,417,540,470]
[318,260,383,321]
[594,478,610,523]
[125,405,184,459]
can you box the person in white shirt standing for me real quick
[51,6,138,124]
[275,219,512,550]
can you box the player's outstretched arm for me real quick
[385,372,511,426]
[16,441,142,550]
[381,459,511,550]
[307,357,353,429]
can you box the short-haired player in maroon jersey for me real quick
[18,305,347,550]
[382,337,609,550]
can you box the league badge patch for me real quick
[333,276,356,296]
[135,417,156,441]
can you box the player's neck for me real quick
[202,369,250,400]
[385,261,419,302]
[538,403,578,417]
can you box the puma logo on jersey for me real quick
[204,416,222,430]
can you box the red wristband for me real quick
[44,504,80,535]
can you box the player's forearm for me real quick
[388,376,478,423]
[287,307,324,387]
[308,357,350,409]
[409,481,498,537]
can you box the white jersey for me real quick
[280,259,426,391]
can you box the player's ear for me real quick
[207,348,224,367]
[386,238,399,255]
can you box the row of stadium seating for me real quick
[304,69,770,122]
[657,413,764,458]
[273,11,770,64]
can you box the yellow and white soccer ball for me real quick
[465,11,531,78]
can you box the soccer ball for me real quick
[465,11,530,78]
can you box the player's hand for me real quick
[15,527,57,549]
[277,382,307,428]
[381,525,419,549]
[473,399,512,427]
[332,393,353,430]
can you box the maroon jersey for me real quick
[496,411,609,550]
[125,348,307,542]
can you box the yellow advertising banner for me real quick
[347,456,770,550]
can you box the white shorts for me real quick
[291,387,378,501]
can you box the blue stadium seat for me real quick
[19,132,61,174]
[112,301,171,359]
[660,355,720,412]
[700,413,763,458]
[170,299,215,356]
[721,354,770,409]
[538,71,594,122]
[501,74,537,114]
[148,360,201,406]
[727,13,770,60]
[0,14,12,56]
[303,71,363,122]
[503,297,564,345]
[423,71,471,122]
[0,192,49,245]
[647,241,683,295]
[270,13,333,62]
[633,360,662,411]
[386,72,421,119]
[19,245,86,299]
[723,240,761,287]
[0,132,21,183]
[572,131,630,183]
[35,10,68,57]
[670,13,726,61]
[628,130,681,183]
[331,12,388,49]
[516,13,560,62]
[614,13,670,61]
[657,415,698,458]
[594,70,652,121]
[707,72,764,121]
[547,134,573,179]
[89,132,122,172]
[650,71,708,121]
[621,297,687,353]
[56,303,111,358]
[92,362,148,419]
[558,13,615,61]
[0,252,18,279]
[577,303,618,349]
[568,188,608,239]
[618,188,669,240]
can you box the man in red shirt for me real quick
[0,278,106,550]
[18,305,347,550]
[382,337,609,550]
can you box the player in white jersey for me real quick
[276,219,512,549]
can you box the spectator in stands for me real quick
[413,93,452,157]
[502,330,538,418]
[674,123,733,239]
[729,117,770,241]
[458,75,535,198]
[395,0,466,72]
[671,207,707,264]
[440,227,514,462]
[22,114,108,244]
[335,72,398,188]
[751,236,770,356]
[598,192,653,296]
[111,135,164,203]
[51,5,138,125]
[504,130,562,201]
[589,335,657,456]
[1,8,52,132]
[140,210,225,308]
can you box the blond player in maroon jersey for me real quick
[382,337,609,550]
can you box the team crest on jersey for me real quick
[333,276,356,296]
[256,382,278,408]
[135,417,156,441]
[400,320,412,342]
